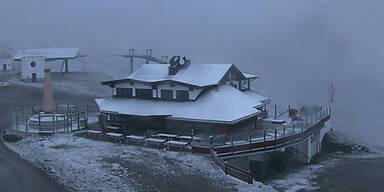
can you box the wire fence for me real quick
[14,104,88,134]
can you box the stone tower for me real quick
[43,67,54,113]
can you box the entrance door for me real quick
[2,64,6,71]
[32,73,36,82]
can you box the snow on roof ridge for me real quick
[124,63,233,87]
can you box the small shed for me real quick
[13,48,80,82]
[20,56,46,81]
[0,58,12,71]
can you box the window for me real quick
[240,80,250,91]
[161,89,174,101]
[136,88,153,99]
[176,90,189,101]
[116,88,133,97]
[30,62,36,67]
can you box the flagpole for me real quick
[328,82,330,106]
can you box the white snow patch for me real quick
[5,133,276,192]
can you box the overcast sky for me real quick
[1,0,384,145]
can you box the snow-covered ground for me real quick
[5,133,276,192]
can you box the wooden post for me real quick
[191,128,194,142]
[263,129,266,149]
[64,115,67,132]
[38,113,41,133]
[53,114,55,133]
[254,115,257,130]
[86,105,89,120]
[231,133,234,154]
[15,111,19,131]
[263,129,266,142]
[249,130,252,144]
[301,122,304,132]
[274,129,277,140]
[293,123,295,133]
[70,114,73,131]
[24,110,27,133]
[64,59,69,72]
[77,113,80,130]
[283,125,286,136]
[274,104,277,119]
[288,105,291,119]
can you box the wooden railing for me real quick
[193,107,331,184]
[209,148,253,184]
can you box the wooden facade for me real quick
[98,63,269,136]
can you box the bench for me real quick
[105,132,124,143]
[166,140,189,151]
[86,130,102,139]
[145,138,166,149]
[152,133,179,141]
[126,135,145,145]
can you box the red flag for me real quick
[330,83,335,103]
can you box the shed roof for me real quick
[95,85,262,124]
[13,48,79,61]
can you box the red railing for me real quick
[209,148,253,184]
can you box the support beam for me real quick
[307,137,311,163]
[64,59,69,72]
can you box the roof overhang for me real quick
[13,48,80,61]
[167,111,260,125]
[101,78,213,88]
[242,72,259,80]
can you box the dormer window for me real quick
[176,90,189,101]
[116,88,133,97]
[136,88,153,99]
[161,89,174,101]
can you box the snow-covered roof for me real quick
[102,63,260,88]
[95,85,263,124]
[13,48,79,61]
[127,64,232,87]
[0,58,11,63]
[244,90,271,104]
[242,72,259,80]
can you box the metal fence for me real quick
[14,104,88,133]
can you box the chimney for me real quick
[43,68,54,113]
[168,56,191,75]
